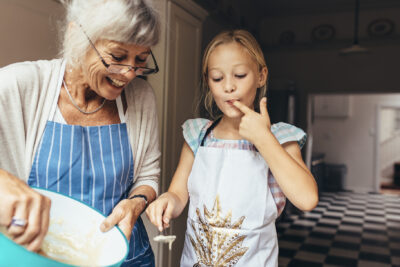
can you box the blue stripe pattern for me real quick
[28,121,154,266]
[29,121,133,214]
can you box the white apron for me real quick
[180,121,279,267]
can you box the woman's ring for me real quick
[11,217,27,227]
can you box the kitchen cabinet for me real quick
[146,1,207,266]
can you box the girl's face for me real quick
[82,40,151,100]
[207,42,264,119]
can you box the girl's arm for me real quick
[256,134,318,211]
[233,98,318,211]
[146,142,194,231]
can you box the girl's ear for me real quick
[258,67,268,87]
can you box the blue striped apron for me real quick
[27,95,155,266]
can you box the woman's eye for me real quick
[211,77,222,82]
[235,74,247,79]
[110,54,126,62]
[136,56,147,63]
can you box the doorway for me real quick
[375,103,400,195]
[307,93,400,195]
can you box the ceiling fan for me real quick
[339,0,369,55]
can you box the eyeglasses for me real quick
[79,25,159,75]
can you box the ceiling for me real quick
[194,0,400,26]
[193,0,400,43]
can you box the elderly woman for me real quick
[0,0,160,265]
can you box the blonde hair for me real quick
[199,29,268,120]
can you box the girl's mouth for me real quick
[106,76,126,88]
[226,99,239,105]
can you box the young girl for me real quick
[146,30,318,266]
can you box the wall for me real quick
[0,0,63,67]
[259,6,400,130]
[311,93,400,192]
[256,6,400,191]
[259,8,400,46]
[380,108,397,142]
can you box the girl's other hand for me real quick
[232,97,271,145]
[145,192,178,232]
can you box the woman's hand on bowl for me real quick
[100,197,146,240]
[0,169,51,252]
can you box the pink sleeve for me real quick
[268,169,286,216]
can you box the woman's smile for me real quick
[106,76,126,89]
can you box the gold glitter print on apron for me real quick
[189,195,249,267]
[181,144,279,267]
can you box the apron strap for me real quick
[200,117,222,146]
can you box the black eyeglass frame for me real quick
[79,25,159,75]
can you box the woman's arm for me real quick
[126,79,161,196]
[146,141,194,231]
[0,169,51,251]
[100,185,156,240]
[233,98,318,211]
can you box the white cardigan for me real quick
[0,59,160,195]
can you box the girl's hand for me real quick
[100,197,146,241]
[0,169,51,252]
[232,97,271,145]
[145,192,178,232]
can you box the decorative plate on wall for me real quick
[367,18,395,37]
[311,24,336,42]
[279,30,296,45]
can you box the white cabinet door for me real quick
[163,2,203,266]
[146,1,207,267]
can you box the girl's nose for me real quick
[224,79,236,93]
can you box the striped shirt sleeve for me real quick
[271,122,307,148]
[182,118,211,155]
[268,170,286,217]
[270,122,306,216]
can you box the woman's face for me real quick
[207,42,263,119]
[82,40,151,100]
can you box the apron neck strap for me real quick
[200,117,222,146]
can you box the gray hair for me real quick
[59,0,160,67]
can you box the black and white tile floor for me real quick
[276,192,400,267]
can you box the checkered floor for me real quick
[276,192,400,267]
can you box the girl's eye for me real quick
[235,74,247,79]
[110,54,126,62]
[211,77,222,82]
